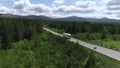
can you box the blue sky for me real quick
[30,0,53,6]
[0,0,120,19]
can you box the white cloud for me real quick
[107,6,120,10]
[30,4,51,13]
[103,0,120,19]
[53,0,64,5]
[13,0,52,15]
[0,0,120,19]
[106,0,120,6]
[12,0,97,17]
[13,0,31,10]
[0,4,11,14]
[52,0,96,16]
[75,1,96,8]
[53,5,95,14]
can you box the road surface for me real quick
[43,27,120,62]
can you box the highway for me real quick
[43,27,120,62]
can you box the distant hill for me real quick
[54,16,120,24]
[0,14,120,24]
[0,14,20,18]
[0,14,52,20]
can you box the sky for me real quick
[0,0,120,19]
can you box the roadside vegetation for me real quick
[45,21,120,51]
[73,33,120,51]
[44,25,64,33]
[0,18,120,67]
[0,30,120,68]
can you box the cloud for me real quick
[13,0,52,15]
[53,1,96,15]
[0,0,120,19]
[12,0,96,17]
[53,5,94,14]
[102,0,120,19]
[0,4,11,13]
[106,0,120,6]
[29,4,51,13]
[104,0,120,11]
[117,14,120,17]
[104,10,120,14]
[53,0,64,5]
[13,0,31,10]
[105,0,120,11]
[75,1,96,8]
[107,6,120,10]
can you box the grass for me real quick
[43,25,64,33]
[43,30,120,67]
[93,50,120,68]
[42,27,120,67]
[43,26,120,51]
[72,33,120,51]
[90,40,120,51]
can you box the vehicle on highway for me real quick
[94,47,97,49]
[62,33,71,39]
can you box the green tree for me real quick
[0,22,12,49]
[101,26,110,40]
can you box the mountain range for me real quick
[0,14,120,24]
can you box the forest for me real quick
[0,18,42,49]
[0,18,120,68]
[46,21,120,51]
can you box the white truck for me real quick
[62,33,71,39]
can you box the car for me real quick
[94,47,97,49]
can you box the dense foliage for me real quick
[46,21,120,40]
[0,18,120,68]
[0,30,120,68]
[46,21,120,51]
[0,18,42,49]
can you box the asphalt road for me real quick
[43,27,120,62]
